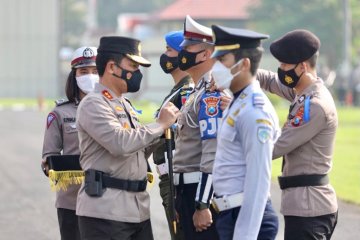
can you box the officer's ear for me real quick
[242,58,251,70]
[105,60,118,75]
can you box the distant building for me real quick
[0,0,60,98]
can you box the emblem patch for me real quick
[257,127,271,143]
[284,75,294,85]
[83,47,94,58]
[203,96,220,117]
[47,113,56,129]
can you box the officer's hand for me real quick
[193,208,213,232]
[157,102,180,130]
[41,159,49,177]
[220,95,232,111]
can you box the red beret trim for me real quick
[184,31,212,42]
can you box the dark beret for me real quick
[270,29,320,64]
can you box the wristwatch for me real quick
[195,201,209,210]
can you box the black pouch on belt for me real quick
[85,169,106,197]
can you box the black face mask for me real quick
[277,64,304,88]
[178,49,205,71]
[159,54,179,74]
[113,65,143,93]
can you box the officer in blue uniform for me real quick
[211,25,280,240]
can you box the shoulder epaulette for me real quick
[252,93,265,108]
[55,99,70,106]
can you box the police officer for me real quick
[75,36,179,240]
[172,15,220,240]
[42,46,98,240]
[154,30,193,240]
[211,25,280,240]
[257,29,338,240]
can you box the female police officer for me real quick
[41,46,98,240]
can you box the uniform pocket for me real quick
[64,123,77,133]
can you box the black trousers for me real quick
[175,182,219,240]
[284,212,338,240]
[78,215,154,240]
[57,208,81,240]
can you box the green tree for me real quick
[249,0,344,68]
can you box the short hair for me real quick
[232,47,263,76]
[65,69,79,103]
[96,52,124,76]
[306,51,319,69]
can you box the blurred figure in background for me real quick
[41,46,98,240]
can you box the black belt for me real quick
[85,170,147,197]
[278,174,329,190]
[103,175,147,192]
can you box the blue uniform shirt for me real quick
[213,80,280,239]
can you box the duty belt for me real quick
[85,169,147,197]
[278,174,329,190]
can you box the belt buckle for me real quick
[211,200,220,213]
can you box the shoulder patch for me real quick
[257,126,271,143]
[252,93,265,108]
[47,112,56,129]
[102,90,113,100]
[55,99,70,106]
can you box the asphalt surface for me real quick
[0,109,359,239]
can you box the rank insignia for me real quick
[256,119,272,126]
[203,96,220,117]
[257,127,271,143]
[47,113,56,129]
[122,122,130,129]
[102,90,113,100]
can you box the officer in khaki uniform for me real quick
[173,15,221,240]
[154,30,193,240]
[42,46,98,240]
[76,36,179,240]
[256,29,338,240]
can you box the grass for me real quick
[1,98,359,204]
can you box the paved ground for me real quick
[0,109,359,239]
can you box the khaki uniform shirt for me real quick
[42,101,80,210]
[173,72,217,174]
[153,75,193,165]
[257,69,338,217]
[76,83,164,223]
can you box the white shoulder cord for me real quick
[185,81,206,129]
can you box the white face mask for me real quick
[211,59,244,89]
[76,74,99,94]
